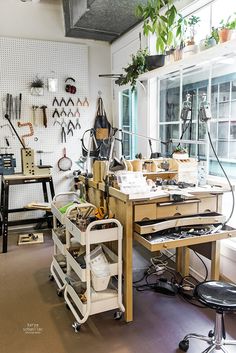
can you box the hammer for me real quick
[40,105,48,128]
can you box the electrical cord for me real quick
[207,127,235,227]
[193,250,208,282]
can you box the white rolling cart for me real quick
[50,192,81,296]
[64,203,125,332]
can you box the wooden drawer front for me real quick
[134,204,156,222]
[134,213,226,235]
[198,197,217,213]
[156,200,199,219]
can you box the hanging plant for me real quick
[115,48,149,91]
[30,75,44,96]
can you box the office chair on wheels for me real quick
[179,281,236,353]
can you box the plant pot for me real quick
[165,49,175,65]
[174,48,183,61]
[199,37,216,51]
[172,152,189,160]
[31,87,44,96]
[182,44,198,58]
[218,28,231,43]
[145,55,165,70]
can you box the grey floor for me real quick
[1,231,236,353]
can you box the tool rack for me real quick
[50,192,81,296]
[64,203,125,332]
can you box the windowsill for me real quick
[207,175,236,189]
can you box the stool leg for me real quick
[220,346,229,353]
[202,345,216,353]
[215,312,223,348]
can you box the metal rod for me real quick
[4,114,25,149]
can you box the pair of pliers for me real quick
[52,108,60,118]
[61,107,67,117]
[83,97,89,106]
[77,98,83,106]
[75,118,81,130]
[60,97,66,106]
[68,109,73,117]
[67,120,75,136]
[52,97,59,106]
[67,98,74,106]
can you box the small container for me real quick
[91,274,110,291]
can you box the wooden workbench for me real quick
[79,176,236,322]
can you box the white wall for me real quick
[0,0,112,120]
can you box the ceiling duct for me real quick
[63,0,148,42]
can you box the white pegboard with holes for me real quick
[0,37,90,221]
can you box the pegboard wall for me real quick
[0,37,91,221]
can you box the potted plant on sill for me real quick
[136,0,185,69]
[218,13,236,43]
[172,146,188,160]
[30,75,44,96]
[199,26,219,51]
[115,48,148,91]
[183,15,201,57]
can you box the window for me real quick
[119,89,137,159]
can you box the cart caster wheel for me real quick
[114,311,123,320]
[208,330,214,338]
[57,289,63,297]
[179,339,189,352]
[49,274,54,281]
[72,322,81,333]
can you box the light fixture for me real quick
[20,0,41,3]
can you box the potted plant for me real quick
[199,27,219,51]
[183,15,200,57]
[136,0,185,69]
[172,146,188,160]
[30,76,44,96]
[115,48,148,91]
[218,13,236,43]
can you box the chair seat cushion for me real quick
[195,281,236,311]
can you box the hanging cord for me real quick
[207,126,235,227]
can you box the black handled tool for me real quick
[40,105,48,128]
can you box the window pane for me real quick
[218,122,229,140]
[160,76,180,122]
[230,122,236,140]
[217,141,228,158]
[229,142,236,159]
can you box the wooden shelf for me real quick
[139,39,236,81]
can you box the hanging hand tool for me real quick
[75,118,81,130]
[40,105,48,128]
[67,120,75,136]
[19,93,22,120]
[32,105,39,126]
[83,97,89,106]
[61,119,67,143]
[60,97,66,106]
[68,108,73,117]
[52,97,59,106]
[15,96,18,120]
[17,121,34,146]
[52,108,60,118]
[60,107,67,117]
[77,98,83,106]
[75,107,80,117]
[67,97,74,106]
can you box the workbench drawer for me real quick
[198,196,217,213]
[134,203,156,221]
[156,199,199,219]
[134,225,236,252]
[134,212,226,235]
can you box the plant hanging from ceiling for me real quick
[115,48,149,91]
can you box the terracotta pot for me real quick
[218,28,231,43]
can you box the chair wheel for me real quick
[208,330,214,338]
[114,311,123,320]
[49,274,54,281]
[72,322,80,333]
[57,289,63,297]
[179,339,189,352]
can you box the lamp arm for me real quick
[4,114,25,149]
